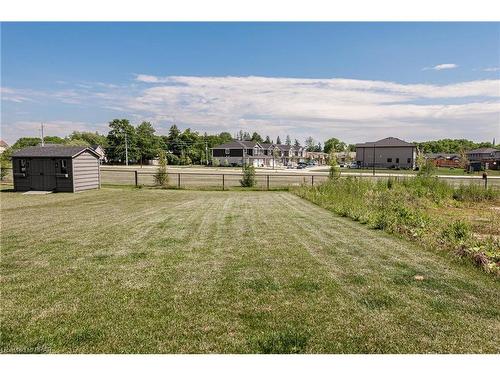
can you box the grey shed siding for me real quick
[73,151,100,192]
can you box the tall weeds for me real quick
[293,176,499,275]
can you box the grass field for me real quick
[1,188,499,353]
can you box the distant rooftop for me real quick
[356,137,414,148]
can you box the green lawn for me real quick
[1,188,499,353]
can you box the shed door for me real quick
[30,159,45,190]
[30,159,56,191]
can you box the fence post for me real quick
[222,174,225,191]
[311,175,314,187]
[267,175,270,190]
[178,173,181,189]
[134,170,138,187]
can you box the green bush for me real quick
[453,184,498,202]
[166,153,180,165]
[154,150,169,188]
[442,220,471,243]
[240,163,256,187]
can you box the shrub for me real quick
[166,153,180,165]
[154,150,169,188]
[453,184,498,202]
[328,153,341,180]
[240,163,256,187]
[441,220,471,243]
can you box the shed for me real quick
[12,146,101,192]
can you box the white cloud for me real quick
[2,75,500,144]
[483,67,500,72]
[423,63,458,71]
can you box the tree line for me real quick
[3,119,498,167]
[413,139,498,154]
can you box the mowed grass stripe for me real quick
[1,188,499,353]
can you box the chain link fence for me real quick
[1,167,498,190]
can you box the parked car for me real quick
[297,164,306,169]
[347,162,359,169]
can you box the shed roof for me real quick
[356,137,415,148]
[13,145,99,158]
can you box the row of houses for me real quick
[212,137,500,170]
[427,148,500,170]
[211,140,328,167]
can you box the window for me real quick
[396,158,399,163]
[387,158,392,163]
[225,148,230,155]
[60,159,68,174]
[407,158,411,163]
[20,159,27,173]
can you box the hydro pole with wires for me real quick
[40,122,45,147]
[124,132,129,166]
[205,141,209,166]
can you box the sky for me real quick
[1,22,500,145]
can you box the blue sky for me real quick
[1,22,499,144]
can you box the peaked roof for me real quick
[356,137,415,148]
[466,147,497,154]
[426,153,460,159]
[212,140,261,149]
[0,139,9,148]
[12,145,99,158]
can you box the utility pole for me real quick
[124,132,129,166]
[205,141,209,166]
[40,123,45,147]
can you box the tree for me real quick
[415,148,435,176]
[243,132,251,141]
[324,137,347,154]
[251,132,263,142]
[240,163,256,187]
[65,139,89,146]
[106,119,138,164]
[219,132,232,144]
[68,131,107,147]
[305,136,315,151]
[458,148,469,171]
[11,137,41,149]
[328,152,341,179]
[0,147,12,181]
[154,150,169,188]
[276,136,281,144]
[43,136,65,144]
[294,139,300,147]
[136,122,160,164]
[272,146,281,169]
[285,135,291,146]
[168,124,181,139]
[265,135,271,144]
